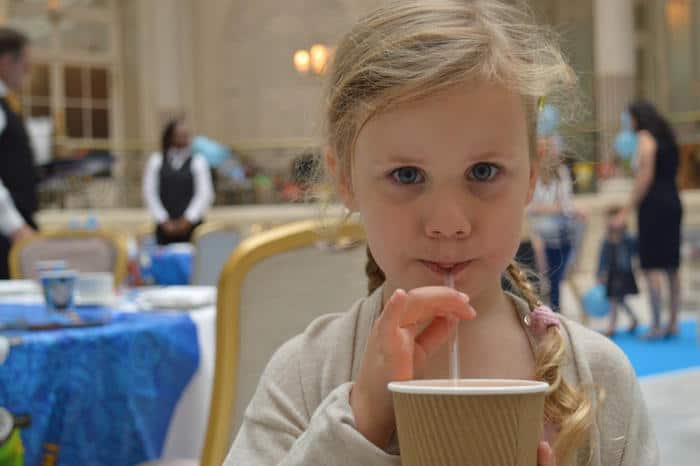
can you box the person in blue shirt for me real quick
[598,206,639,337]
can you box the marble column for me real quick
[593,0,637,164]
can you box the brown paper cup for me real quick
[388,379,548,466]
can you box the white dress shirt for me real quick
[142,148,214,224]
[0,79,28,237]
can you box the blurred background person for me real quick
[528,135,586,311]
[143,118,214,245]
[0,27,37,279]
[598,206,639,338]
[614,101,683,339]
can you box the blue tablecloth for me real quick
[0,304,199,466]
[142,249,193,286]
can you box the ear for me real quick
[324,148,357,211]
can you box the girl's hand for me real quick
[538,441,556,466]
[350,287,476,448]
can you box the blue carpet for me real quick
[611,320,700,377]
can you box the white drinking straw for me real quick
[445,273,460,381]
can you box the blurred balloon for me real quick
[537,104,560,137]
[191,136,231,168]
[615,110,638,163]
[582,284,610,318]
[614,130,638,161]
[620,110,633,131]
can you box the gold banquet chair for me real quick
[200,218,368,466]
[191,223,243,286]
[9,229,128,286]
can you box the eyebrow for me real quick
[383,150,513,164]
[384,154,426,164]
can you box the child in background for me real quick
[598,206,639,337]
[225,2,659,465]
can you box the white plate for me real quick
[0,280,40,296]
[75,293,118,308]
[137,286,215,310]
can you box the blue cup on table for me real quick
[40,270,77,313]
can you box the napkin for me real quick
[136,286,216,310]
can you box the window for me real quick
[5,0,118,144]
[63,65,110,138]
[19,63,51,117]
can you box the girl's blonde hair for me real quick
[321,1,594,464]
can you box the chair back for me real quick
[9,230,128,286]
[191,224,242,286]
[200,219,367,466]
[135,223,157,249]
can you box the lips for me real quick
[421,260,472,277]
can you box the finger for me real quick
[381,288,409,331]
[537,441,556,466]
[400,287,476,326]
[414,315,454,358]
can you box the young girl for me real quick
[226,1,658,465]
[598,206,640,338]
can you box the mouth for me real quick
[420,260,472,278]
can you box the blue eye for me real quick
[391,166,424,184]
[469,163,499,182]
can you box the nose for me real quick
[423,190,472,240]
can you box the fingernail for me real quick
[389,291,398,304]
[458,292,469,302]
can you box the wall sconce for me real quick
[294,43,333,76]
[666,0,689,30]
[293,49,311,74]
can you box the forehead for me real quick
[355,82,529,161]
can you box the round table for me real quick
[0,288,215,466]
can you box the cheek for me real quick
[363,220,404,281]
[357,196,414,270]
[361,202,413,248]
[477,195,526,265]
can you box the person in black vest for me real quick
[0,28,37,279]
[143,118,214,245]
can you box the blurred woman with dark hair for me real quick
[615,100,683,339]
[143,119,214,245]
